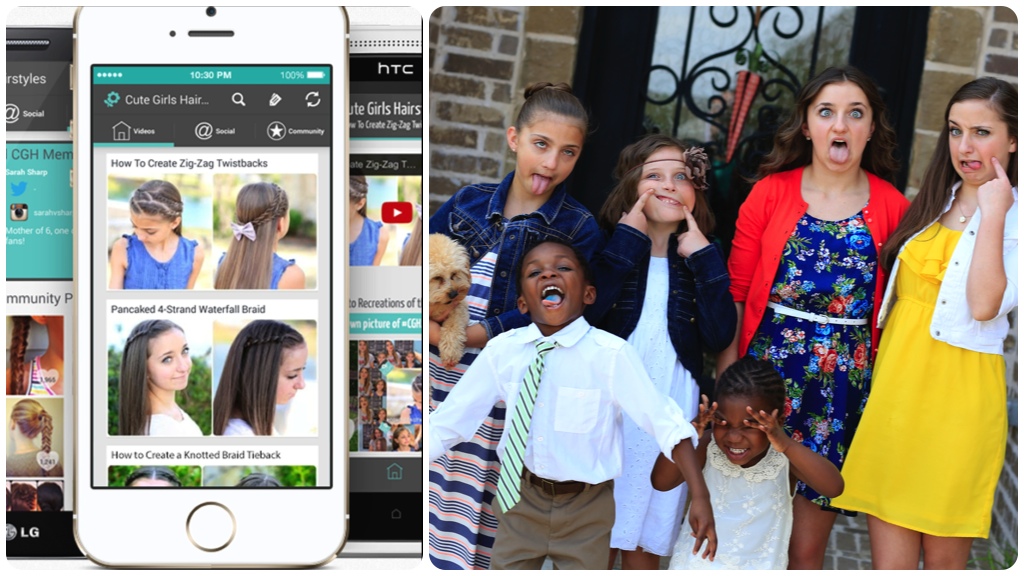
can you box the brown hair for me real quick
[756,66,900,184]
[598,134,714,235]
[126,466,182,487]
[10,399,54,453]
[129,180,185,236]
[350,173,369,217]
[10,483,37,512]
[7,317,31,395]
[514,82,589,133]
[118,320,185,436]
[215,182,290,289]
[880,77,1018,271]
[213,320,305,436]
[236,473,282,487]
[391,424,413,451]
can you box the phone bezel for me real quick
[72,6,349,567]
[342,11,423,556]
[6,21,81,559]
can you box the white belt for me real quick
[766,302,868,326]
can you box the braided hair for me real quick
[714,357,787,415]
[10,399,54,453]
[10,483,37,511]
[129,180,185,236]
[213,320,305,436]
[214,181,290,289]
[7,317,31,395]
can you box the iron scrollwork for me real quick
[645,6,825,179]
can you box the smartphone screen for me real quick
[87,65,335,490]
[5,26,82,557]
[347,44,424,543]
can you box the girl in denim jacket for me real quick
[835,77,1017,569]
[589,135,735,569]
[427,82,603,570]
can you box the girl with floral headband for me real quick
[215,181,305,289]
[589,134,736,569]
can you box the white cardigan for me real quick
[877,181,1018,355]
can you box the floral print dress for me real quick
[747,211,876,512]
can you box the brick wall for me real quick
[910,5,1018,556]
[428,6,583,215]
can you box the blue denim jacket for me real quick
[429,171,604,338]
[587,223,737,379]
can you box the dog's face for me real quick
[428,234,471,321]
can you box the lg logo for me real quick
[6,523,41,540]
[377,63,415,76]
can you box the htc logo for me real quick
[377,63,415,75]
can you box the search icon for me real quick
[232,92,246,106]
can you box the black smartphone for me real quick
[342,7,424,557]
[6,10,83,559]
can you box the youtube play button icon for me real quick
[381,201,414,224]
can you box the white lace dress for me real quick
[611,256,700,556]
[669,438,793,570]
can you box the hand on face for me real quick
[676,205,710,258]
[977,157,1015,218]
[618,188,654,235]
[743,405,791,455]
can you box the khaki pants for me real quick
[491,474,614,570]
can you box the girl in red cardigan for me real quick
[720,66,909,569]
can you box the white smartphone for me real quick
[72,6,348,567]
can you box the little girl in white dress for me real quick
[652,357,844,569]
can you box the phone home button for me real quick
[186,502,236,552]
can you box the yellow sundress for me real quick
[833,222,1006,538]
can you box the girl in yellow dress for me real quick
[834,77,1017,569]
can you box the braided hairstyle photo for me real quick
[129,180,185,236]
[213,320,307,436]
[215,181,290,289]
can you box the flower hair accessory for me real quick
[231,221,257,242]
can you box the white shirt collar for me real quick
[510,315,592,348]
[945,179,1019,215]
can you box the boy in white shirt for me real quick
[428,240,716,569]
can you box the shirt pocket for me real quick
[553,386,600,434]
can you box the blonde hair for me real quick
[10,399,54,453]
[399,217,422,266]
[215,182,289,289]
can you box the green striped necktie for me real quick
[496,339,557,513]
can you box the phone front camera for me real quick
[169,30,176,37]
[206,6,217,17]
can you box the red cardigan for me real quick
[728,167,910,358]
